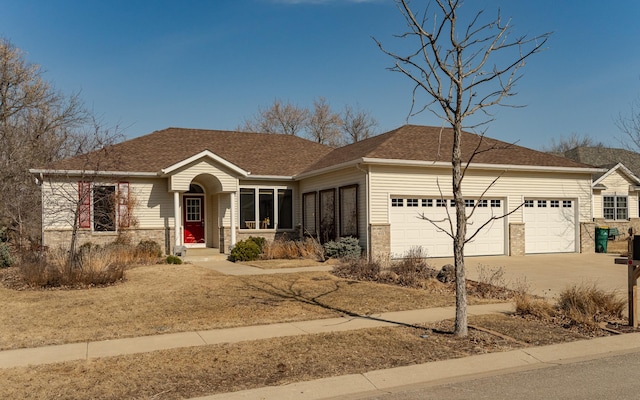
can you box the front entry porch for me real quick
[173,179,231,254]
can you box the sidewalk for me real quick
[0,303,513,369]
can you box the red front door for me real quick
[183,196,205,244]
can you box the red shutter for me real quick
[78,182,91,228]
[118,182,130,228]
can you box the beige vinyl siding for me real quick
[368,165,592,225]
[601,170,635,193]
[168,158,238,192]
[218,193,231,227]
[42,179,78,229]
[129,178,174,229]
[593,193,603,219]
[298,167,367,243]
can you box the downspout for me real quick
[356,163,371,260]
[173,191,181,253]
[590,176,594,221]
[37,173,44,249]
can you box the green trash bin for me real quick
[595,226,609,253]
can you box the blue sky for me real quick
[2,0,640,150]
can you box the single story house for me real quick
[31,125,603,259]
[560,146,640,238]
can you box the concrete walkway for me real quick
[0,303,513,369]
[182,249,334,275]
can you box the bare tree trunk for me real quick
[452,121,468,336]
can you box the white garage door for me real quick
[524,199,576,254]
[390,197,505,258]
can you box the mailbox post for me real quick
[616,231,640,328]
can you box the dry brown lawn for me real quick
[0,261,621,399]
[0,263,499,350]
[0,314,594,400]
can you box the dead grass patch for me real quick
[0,265,485,350]
[557,283,625,326]
[261,237,325,260]
[243,259,338,269]
[515,282,627,335]
[0,314,596,400]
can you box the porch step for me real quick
[182,248,227,262]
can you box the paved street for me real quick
[360,349,640,400]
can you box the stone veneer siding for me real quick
[508,223,525,256]
[369,223,390,262]
[580,222,596,254]
[592,218,640,241]
[44,228,174,255]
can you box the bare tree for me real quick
[541,132,602,154]
[342,105,378,143]
[35,119,128,265]
[239,99,309,136]
[376,0,550,336]
[0,38,89,246]
[617,97,640,151]
[306,97,343,147]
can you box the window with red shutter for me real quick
[78,181,91,228]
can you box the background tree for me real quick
[241,97,378,146]
[617,97,640,151]
[541,132,602,154]
[0,38,88,246]
[342,104,378,143]
[376,0,550,336]
[239,99,308,136]
[306,97,343,147]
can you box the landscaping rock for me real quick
[437,264,455,283]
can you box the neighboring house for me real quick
[561,146,640,237]
[30,125,601,259]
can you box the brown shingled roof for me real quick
[563,146,640,179]
[304,125,591,172]
[48,128,333,176]
[44,125,592,177]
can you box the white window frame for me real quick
[603,194,628,220]
[239,185,294,230]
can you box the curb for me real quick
[192,332,640,400]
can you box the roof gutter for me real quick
[358,158,606,174]
[29,168,160,178]
[294,158,364,180]
[295,158,604,179]
[242,174,295,181]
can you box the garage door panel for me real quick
[524,199,576,254]
[390,197,505,258]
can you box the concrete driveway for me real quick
[430,253,627,299]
